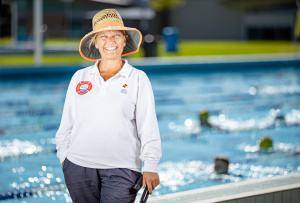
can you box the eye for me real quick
[100,35,107,38]
[114,34,120,37]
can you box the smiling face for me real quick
[94,30,126,60]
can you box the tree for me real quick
[148,0,184,33]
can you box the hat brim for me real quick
[79,26,142,61]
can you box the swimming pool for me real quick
[0,60,300,202]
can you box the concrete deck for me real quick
[129,53,300,67]
[143,173,300,203]
[1,53,300,78]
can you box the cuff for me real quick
[143,162,158,173]
[57,150,68,164]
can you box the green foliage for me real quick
[149,0,184,11]
[158,40,298,56]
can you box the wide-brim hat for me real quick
[79,9,142,61]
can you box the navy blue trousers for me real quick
[62,159,142,203]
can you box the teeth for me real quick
[105,47,117,51]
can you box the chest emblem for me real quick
[76,81,92,95]
[121,84,128,94]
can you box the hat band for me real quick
[94,21,124,31]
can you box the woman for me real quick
[55,9,162,203]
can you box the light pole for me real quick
[33,0,43,67]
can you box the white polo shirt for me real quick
[55,59,162,173]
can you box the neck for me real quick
[97,58,125,81]
[98,58,124,73]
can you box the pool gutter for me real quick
[143,172,300,203]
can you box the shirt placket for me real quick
[98,73,121,96]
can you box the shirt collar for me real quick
[89,59,132,77]
[118,59,133,77]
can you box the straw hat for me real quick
[79,9,142,61]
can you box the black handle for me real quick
[130,175,143,194]
[140,185,149,203]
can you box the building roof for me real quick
[221,0,295,11]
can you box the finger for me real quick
[142,176,146,188]
[153,179,158,191]
[147,183,153,195]
[154,180,158,189]
[152,182,156,193]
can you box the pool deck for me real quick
[129,52,300,66]
[128,53,300,73]
[1,52,300,69]
[1,53,300,78]
[142,173,300,203]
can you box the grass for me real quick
[0,54,87,66]
[159,40,299,56]
[0,38,299,67]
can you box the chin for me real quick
[103,55,121,60]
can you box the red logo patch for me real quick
[76,81,92,95]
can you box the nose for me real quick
[107,35,116,42]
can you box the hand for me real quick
[142,172,160,195]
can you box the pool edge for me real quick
[143,172,300,203]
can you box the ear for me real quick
[123,35,127,47]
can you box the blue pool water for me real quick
[0,62,300,202]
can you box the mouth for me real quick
[105,46,117,51]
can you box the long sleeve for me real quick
[55,74,77,164]
[136,74,162,173]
